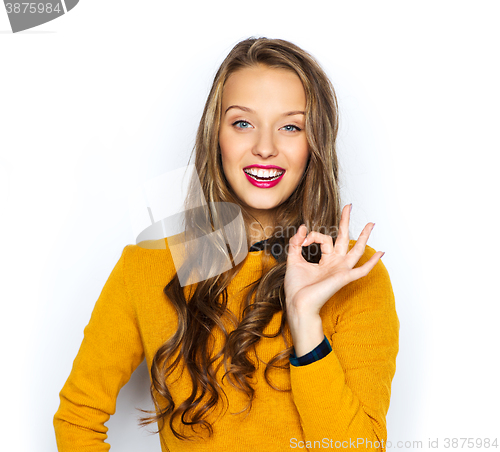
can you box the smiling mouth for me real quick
[243,168,285,181]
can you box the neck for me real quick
[247,215,274,244]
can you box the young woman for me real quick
[54,37,399,452]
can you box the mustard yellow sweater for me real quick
[54,238,399,451]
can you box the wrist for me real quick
[287,313,324,358]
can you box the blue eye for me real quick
[233,120,252,129]
[282,124,302,132]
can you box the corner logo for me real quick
[3,0,78,33]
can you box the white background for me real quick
[1,1,499,451]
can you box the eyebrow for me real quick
[224,105,305,117]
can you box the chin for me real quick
[242,196,282,211]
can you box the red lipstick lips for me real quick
[243,164,286,189]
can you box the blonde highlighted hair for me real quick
[139,36,343,440]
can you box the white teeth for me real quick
[244,168,285,182]
[244,168,284,179]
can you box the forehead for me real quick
[221,65,306,108]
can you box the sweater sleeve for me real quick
[289,251,399,452]
[289,335,332,366]
[53,245,145,451]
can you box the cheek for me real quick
[219,128,233,157]
[293,141,310,172]
[218,145,238,183]
[218,131,231,168]
[219,132,246,168]
[219,152,232,183]
[219,146,234,172]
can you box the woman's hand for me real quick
[284,204,385,356]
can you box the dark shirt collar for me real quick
[249,238,281,261]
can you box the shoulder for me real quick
[119,237,178,288]
[122,236,172,260]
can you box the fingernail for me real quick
[381,251,385,258]
[349,203,353,212]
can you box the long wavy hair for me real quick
[139,36,343,440]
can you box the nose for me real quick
[252,127,278,159]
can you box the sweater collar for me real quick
[249,238,281,261]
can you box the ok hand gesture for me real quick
[284,204,385,327]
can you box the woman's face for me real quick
[218,64,309,223]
